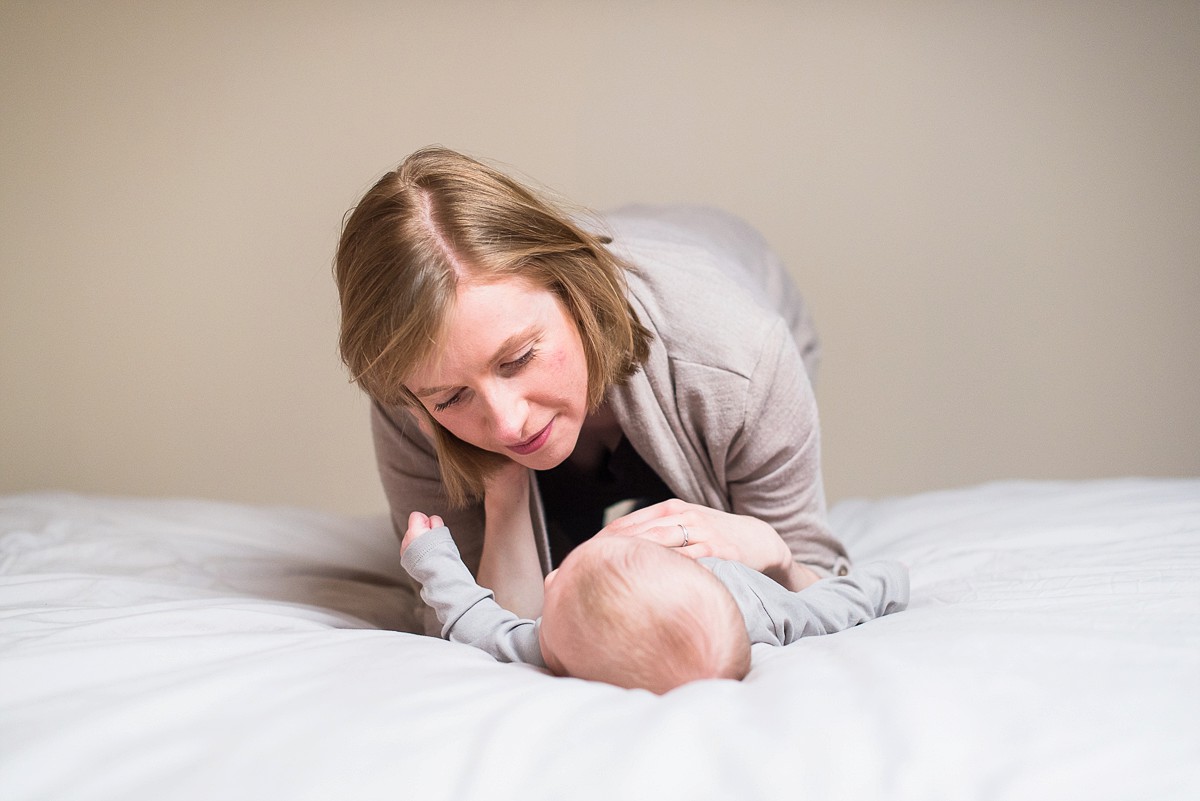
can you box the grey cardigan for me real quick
[400,525,908,667]
[372,205,851,633]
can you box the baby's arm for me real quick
[780,562,909,639]
[709,559,909,646]
[400,514,546,667]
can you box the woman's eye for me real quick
[433,393,462,413]
[505,348,536,370]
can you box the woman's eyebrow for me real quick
[413,326,541,398]
[490,326,541,364]
[413,383,456,399]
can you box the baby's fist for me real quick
[401,511,444,554]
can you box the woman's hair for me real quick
[544,538,752,694]
[334,146,652,506]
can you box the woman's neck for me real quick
[569,401,623,472]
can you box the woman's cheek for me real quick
[546,345,587,397]
[545,346,567,370]
[439,412,482,449]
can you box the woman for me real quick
[335,146,849,633]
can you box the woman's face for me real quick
[406,277,590,471]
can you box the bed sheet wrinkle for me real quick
[0,495,412,632]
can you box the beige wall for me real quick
[2,1,1198,515]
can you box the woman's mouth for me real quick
[507,419,554,456]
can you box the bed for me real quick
[2,478,1197,801]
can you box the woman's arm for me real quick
[475,461,545,619]
[597,322,847,588]
[722,319,849,578]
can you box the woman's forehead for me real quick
[448,276,551,325]
[406,277,561,386]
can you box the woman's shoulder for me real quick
[602,204,792,378]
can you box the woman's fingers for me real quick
[639,521,695,548]
[595,500,711,554]
[595,499,790,575]
[597,514,706,552]
[597,499,690,537]
[614,504,785,573]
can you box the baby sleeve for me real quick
[400,526,546,667]
[709,559,909,646]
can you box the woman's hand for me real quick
[596,499,821,591]
[401,510,444,555]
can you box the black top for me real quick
[537,436,674,567]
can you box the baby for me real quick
[401,512,908,694]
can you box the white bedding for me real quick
[2,479,1198,801]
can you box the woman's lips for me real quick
[507,419,553,456]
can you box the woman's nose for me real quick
[480,384,528,441]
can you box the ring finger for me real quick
[631,519,695,549]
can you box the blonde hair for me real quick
[334,146,652,506]
[544,538,751,694]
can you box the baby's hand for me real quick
[401,511,445,554]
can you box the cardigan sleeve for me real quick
[724,319,851,577]
[603,205,852,578]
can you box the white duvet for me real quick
[2,479,1198,801]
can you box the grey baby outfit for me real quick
[400,526,909,669]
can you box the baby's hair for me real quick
[545,538,751,694]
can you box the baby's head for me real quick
[538,536,751,694]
